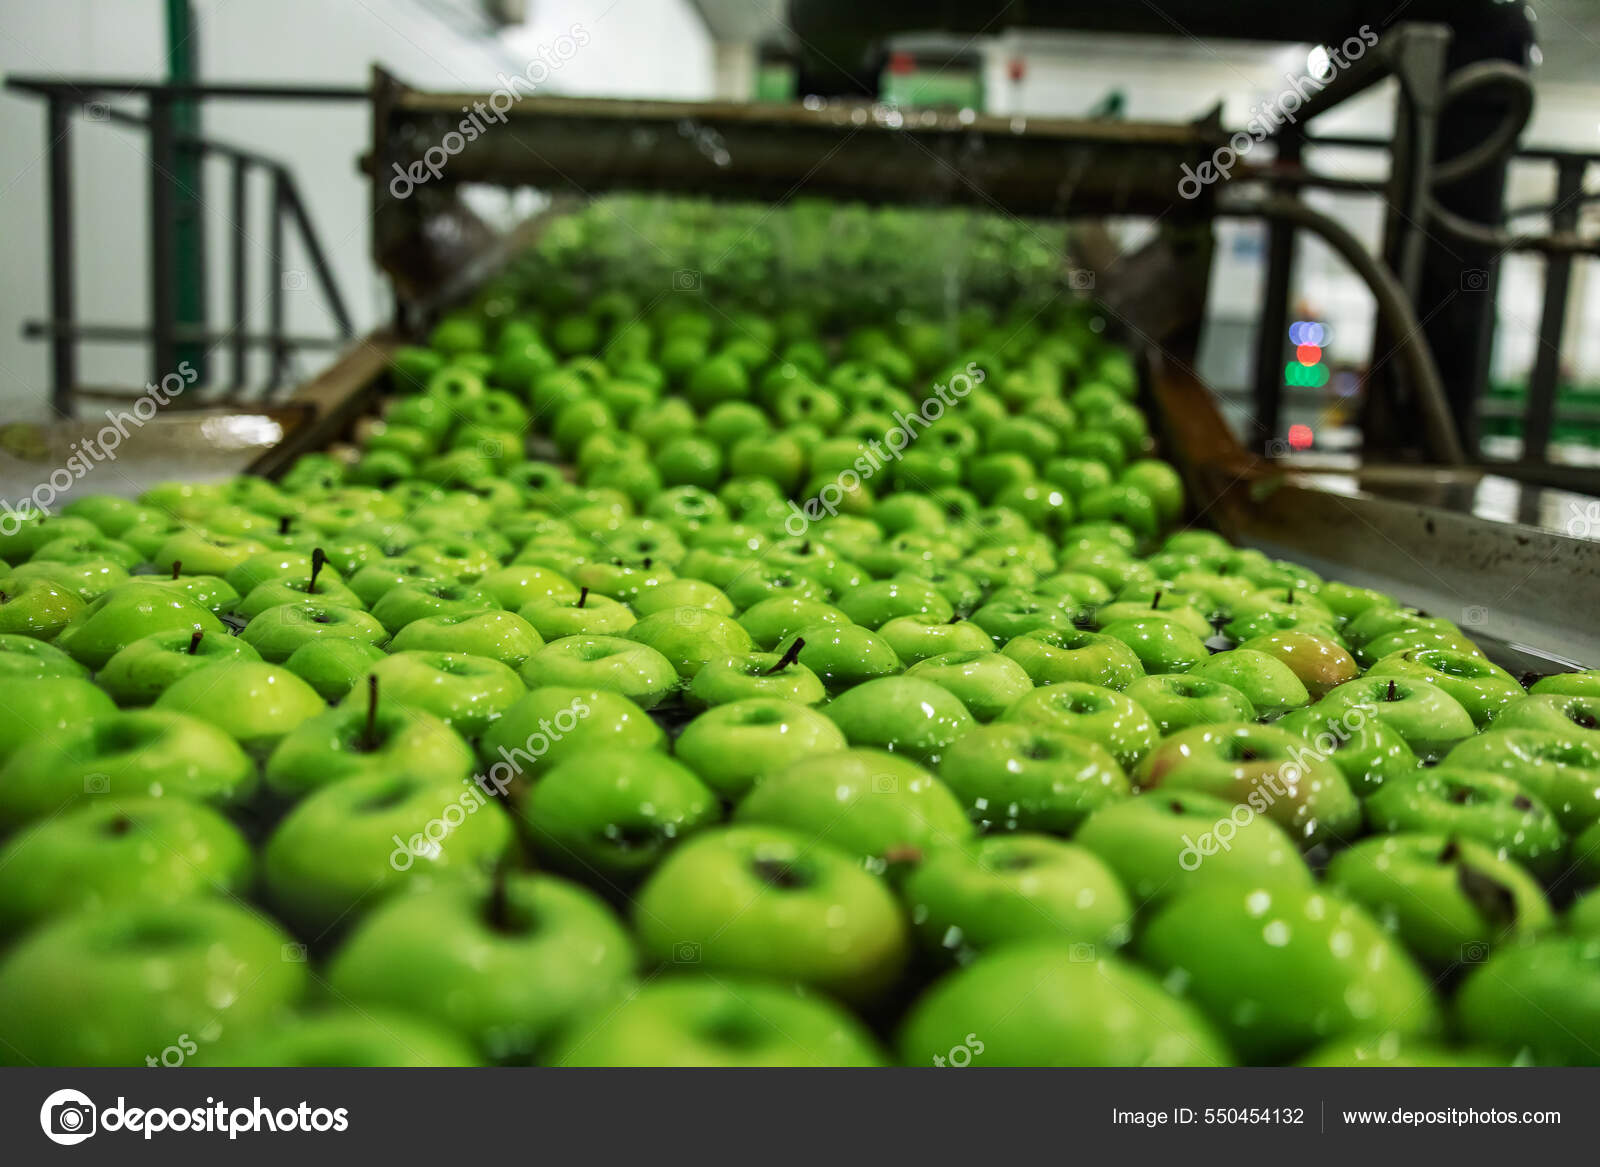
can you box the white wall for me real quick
[0,0,714,421]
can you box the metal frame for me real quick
[5,77,367,416]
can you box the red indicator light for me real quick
[1287,424,1314,450]
[1296,344,1321,365]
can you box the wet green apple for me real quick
[1094,595,1213,639]
[673,699,847,799]
[969,592,1080,644]
[0,796,252,937]
[237,600,387,664]
[265,691,474,799]
[370,580,499,635]
[55,582,224,669]
[821,676,976,767]
[1315,675,1476,756]
[736,748,973,865]
[474,563,580,610]
[1235,630,1358,699]
[898,943,1231,1067]
[154,660,325,753]
[96,627,261,706]
[1000,682,1159,770]
[0,673,116,764]
[522,749,719,884]
[150,531,270,578]
[1095,616,1208,675]
[904,650,1034,722]
[774,623,903,692]
[736,596,849,650]
[1530,670,1600,698]
[1364,767,1567,879]
[1000,628,1143,690]
[263,768,514,936]
[625,607,753,679]
[546,976,884,1067]
[345,557,452,607]
[519,635,676,709]
[352,650,525,737]
[1187,648,1310,716]
[1571,886,1600,936]
[684,646,827,707]
[900,834,1134,961]
[0,710,254,829]
[1325,833,1551,969]
[1074,790,1313,906]
[1494,692,1600,739]
[1366,647,1524,727]
[327,873,634,1062]
[235,574,365,620]
[478,686,663,779]
[876,614,994,664]
[1296,1033,1508,1067]
[0,633,87,678]
[206,1007,481,1067]
[1135,722,1361,845]
[282,638,388,701]
[1124,673,1255,735]
[1456,937,1600,1065]
[1139,884,1440,1063]
[518,588,637,639]
[1274,706,1421,795]
[936,722,1129,833]
[1316,581,1397,625]
[632,825,909,1003]
[385,610,543,671]
[835,577,954,628]
[0,899,305,1066]
[9,558,126,604]
[1442,729,1600,832]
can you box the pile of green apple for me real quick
[0,215,1597,1069]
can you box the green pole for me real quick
[167,0,207,382]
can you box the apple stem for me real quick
[577,587,589,609]
[948,614,962,624]
[1286,587,1294,605]
[309,547,327,594]
[363,674,379,751]
[642,557,652,569]
[187,627,204,655]
[1386,679,1397,702]
[1151,590,1163,609]
[800,541,811,555]
[485,866,515,933]
[768,638,805,673]
[0,591,7,604]
[171,560,182,580]
[279,515,292,536]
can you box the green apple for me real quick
[632,825,909,1003]
[1235,630,1359,699]
[821,676,976,767]
[1296,1033,1508,1067]
[474,563,580,609]
[1075,790,1312,906]
[370,580,499,635]
[735,748,973,866]
[266,689,475,798]
[1325,833,1551,968]
[0,796,252,937]
[546,976,884,1067]
[1139,884,1440,1064]
[1095,616,1208,674]
[673,699,847,799]
[1135,721,1360,845]
[1274,706,1421,795]
[1442,730,1600,832]
[1123,673,1255,735]
[281,638,388,701]
[903,650,1034,722]
[1001,628,1144,689]
[0,673,115,763]
[326,872,634,1062]
[969,592,1080,644]
[1187,648,1310,715]
[1093,596,1213,639]
[736,597,850,650]
[0,899,305,1066]
[95,626,260,706]
[519,635,676,709]
[624,607,753,680]
[1493,692,1600,739]
[1530,670,1600,698]
[1456,937,1600,1065]
[877,615,994,665]
[478,687,664,780]
[1364,768,1567,879]
[263,768,513,936]
[234,574,365,620]
[684,645,826,707]
[346,558,452,607]
[150,531,270,577]
[154,660,325,753]
[146,571,239,614]
[0,710,255,829]
[898,943,1231,1067]
[8,558,126,604]
[1000,682,1159,770]
[239,600,388,664]
[1571,886,1600,936]
[936,722,1129,833]
[206,1007,481,1067]
[629,577,735,618]
[1314,675,1477,756]
[0,633,87,678]
[518,588,637,639]
[901,834,1134,961]
[1366,647,1524,727]
[522,749,720,883]
[55,582,224,669]
[774,624,903,692]
[835,577,954,628]
[353,650,525,737]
